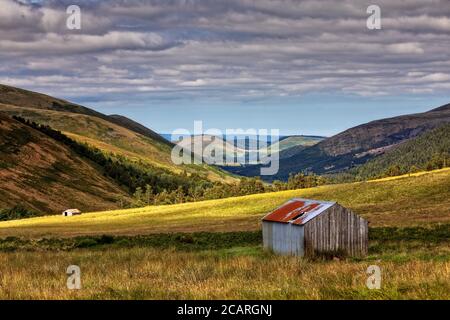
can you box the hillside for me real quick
[108,114,172,146]
[0,84,234,183]
[0,84,170,146]
[352,124,450,179]
[317,104,450,157]
[277,135,325,150]
[0,84,107,120]
[279,103,450,176]
[1,168,448,238]
[227,103,450,180]
[0,113,130,214]
[276,135,325,159]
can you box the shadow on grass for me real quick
[0,224,448,258]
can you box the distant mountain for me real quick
[224,103,450,181]
[164,133,324,166]
[174,134,248,165]
[0,112,130,214]
[163,133,287,143]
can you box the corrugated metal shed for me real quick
[262,198,368,257]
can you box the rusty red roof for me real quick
[262,198,335,225]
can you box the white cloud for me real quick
[180,79,207,86]
[0,0,449,101]
[0,31,177,54]
[386,43,424,55]
[420,73,450,82]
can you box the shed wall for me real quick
[262,221,304,256]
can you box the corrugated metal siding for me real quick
[262,221,304,256]
[303,204,368,257]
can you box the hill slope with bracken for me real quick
[0,113,130,214]
[317,103,450,157]
[280,103,450,177]
[227,103,450,181]
[350,123,450,179]
[0,84,235,183]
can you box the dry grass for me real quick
[0,168,449,238]
[0,245,448,300]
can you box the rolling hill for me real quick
[226,103,450,181]
[0,113,130,214]
[173,134,247,165]
[0,84,235,183]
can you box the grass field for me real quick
[0,227,448,299]
[0,169,448,299]
[0,168,449,238]
[0,248,448,299]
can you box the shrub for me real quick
[97,235,115,245]
[75,238,98,248]
[0,205,40,221]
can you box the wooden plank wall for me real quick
[303,204,368,257]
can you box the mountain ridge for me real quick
[0,84,172,147]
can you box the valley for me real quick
[2,0,450,302]
[0,84,449,300]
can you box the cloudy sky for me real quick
[1,0,450,136]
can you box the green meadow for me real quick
[0,169,448,299]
